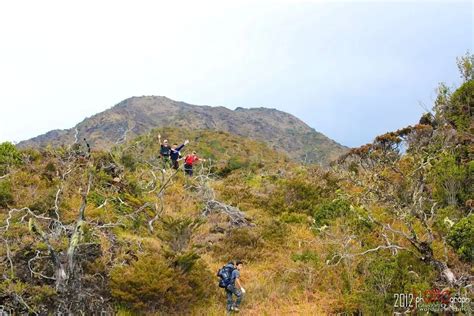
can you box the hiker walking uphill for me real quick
[183,151,206,176]
[158,134,189,170]
[218,261,245,312]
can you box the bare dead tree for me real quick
[191,160,254,228]
[0,143,120,314]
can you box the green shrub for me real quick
[42,162,57,181]
[261,219,288,244]
[218,157,249,176]
[291,250,320,265]
[268,177,324,215]
[88,191,106,207]
[429,152,467,206]
[447,214,474,261]
[213,227,263,262]
[355,253,435,314]
[312,198,350,227]
[124,177,143,196]
[280,212,309,224]
[0,142,22,175]
[121,153,137,171]
[28,189,56,213]
[0,180,13,207]
[448,80,474,130]
[361,259,397,313]
[432,205,463,235]
[110,253,214,313]
[158,216,203,254]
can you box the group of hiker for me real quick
[159,135,246,312]
[158,134,205,176]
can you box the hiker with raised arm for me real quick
[217,260,245,312]
[158,134,171,170]
[183,151,206,176]
[170,139,189,170]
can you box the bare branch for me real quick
[28,250,56,280]
[53,187,62,220]
[1,237,14,277]
[13,293,38,315]
[148,200,163,233]
[327,244,407,266]
[1,207,54,232]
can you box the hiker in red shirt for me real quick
[183,151,206,176]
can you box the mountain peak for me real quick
[18,96,347,164]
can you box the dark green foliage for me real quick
[280,212,308,224]
[94,169,114,188]
[42,162,57,181]
[429,151,468,206]
[0,142,22,175]
[448,80,473,130]
[0,180,13,207]
[88,191,106,207]
[157,216,204,273]
[121,153,137,171]
[28,189,57,213]
[291,250,320,265]
[447,214,474,261]
[434,79,473,131]
[361,259,397,313]
[357,253,435,314]
[158,216,203,254]
[110,253,214,313]
[311,198,350,227]
[268,177,324,215]
[44,162,56,173]
[214,227,263,262]
[173,251,201,273]
[261,219,288,244]
[218,157,250,176]
[419,112,435,126]
[124,177,143,196]
[111,197,133,214]
[432,205,463,235]
[111,214,214,313]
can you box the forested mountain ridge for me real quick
[17,96,347,165]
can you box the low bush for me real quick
[0,180,13,207]
[213,227,263,262]
[447,214,474,261]
[110,253,214,313]
[311,198,350,227]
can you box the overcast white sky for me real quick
[0,0,472,147]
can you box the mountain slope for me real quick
[18,96,347,164]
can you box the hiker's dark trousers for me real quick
[171,159,179,170]
[184,164,193,176]
[225,285,243,311]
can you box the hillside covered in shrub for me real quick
[0,55,472,314]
